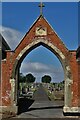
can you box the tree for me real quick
[19,73,26,83]
[41,75,51,83]
[26,73,35,83]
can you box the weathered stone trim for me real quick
[63,106,80,113]
[1,59,6,62]
[0,106,18,114]
[10,79,15,104]
[76,58,80,62]
[12,59,18,78]
[16,38,65,60]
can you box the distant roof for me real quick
[0,34,11,50]
[76,46,80,58]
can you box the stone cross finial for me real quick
[38,2,45,15]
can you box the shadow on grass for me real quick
[17,97,34,115]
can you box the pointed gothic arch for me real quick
[1,15,80,114]
[11,37,72,112]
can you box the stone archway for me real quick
[1,15,80,114]
[11,37,72,113]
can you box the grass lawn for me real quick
[45,88,64,101]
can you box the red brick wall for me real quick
[1,51,15,106]
[78,62,80,106]
[1,16,80,108]
[69,51,79,107]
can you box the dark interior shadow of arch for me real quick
[17,97,34,115]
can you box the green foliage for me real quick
[19,73,36,83]
[52,80,64,90]
[19,73,26,83]
[26,73,35,83]
[41,75,51,83]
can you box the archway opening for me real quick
[11,38,72,116]
[17,45,65,116]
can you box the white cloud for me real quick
[0,26,24,50]
[20,61,64,83]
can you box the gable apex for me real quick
[28,14,54,34]
[15,14,67,51]
[25,14,64,42]
[15,15,55,50]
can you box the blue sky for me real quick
[1,2,78,82]
[2,2,78,50]
[78,2,80,46]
